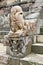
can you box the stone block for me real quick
[20,53,43,65]
[6,36,32,57]
[36,35,43,43]
[0,55,9,65]
[32,43,43,54]
[8,57,20,65]
[33,35,43,43]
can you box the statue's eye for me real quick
[20,13,23,15]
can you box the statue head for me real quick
[8,6,24,32]
[11,6,23,21]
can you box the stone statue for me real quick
[3,6,36,57]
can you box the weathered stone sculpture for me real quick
[3,6,36,57]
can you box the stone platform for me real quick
[20,53,43,65]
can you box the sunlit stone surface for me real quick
[20,53,43,65]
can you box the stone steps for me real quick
[20,53,43,65]
[32,43,43,54]
[32,34,43,54]
[20,32,43,65]
[34,35,43,43]
[20,34,43,65]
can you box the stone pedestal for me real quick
[5,36,32,58]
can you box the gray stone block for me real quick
[32,43,43,54]
[6,36,32,57]
[20,53,43,65]
[8,57,20,65]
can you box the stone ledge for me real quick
[20,53,43,65]
[32,43,43,46]
[32,43,43,54]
